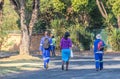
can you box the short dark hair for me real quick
[64,32,70,39]
[52,36,54,38]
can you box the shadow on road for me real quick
[1,55,120,79]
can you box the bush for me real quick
[51,19,67,49]
[69,24,93,50]
[108,28,120,51]
[51,20,94,50]
[0,30,8,50]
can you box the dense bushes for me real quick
[51,19,93,50]
[69,24,93,50]
[108,28,120,51]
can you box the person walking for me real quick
[60,32,72,71]
[51,35,56,56]
[93,34,105,71]
[39,31,53,70]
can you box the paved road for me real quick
[1,55,120,79]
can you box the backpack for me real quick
[97,41,104,51]
[43,37,50,49]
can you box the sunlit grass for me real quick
[0,55,43,77]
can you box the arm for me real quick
[39,37,44,51]
[49,38,53,50]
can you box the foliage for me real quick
[40,0,52,12]
[2,0,19,30]
[1,0,120,52]
[89,7,103,28]
[26,0,33,12]
[52,0,65,12]
[108,28,120,51]
[71,0,88,12]
[69,24,93,50]
[51,19,67,49]
[33,19,46,33]
[86,0,96,12]
[0,30,8,50]
[108,0,120,17]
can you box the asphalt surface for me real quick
[1,54,120,79]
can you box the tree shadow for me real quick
[1,55,120,79]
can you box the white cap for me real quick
[96,34,102,39]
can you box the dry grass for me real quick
[0,54,40,61]
[0,55,43,77]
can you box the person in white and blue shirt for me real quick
[39,31,53,70]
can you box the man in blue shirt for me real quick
[94,34,105,71]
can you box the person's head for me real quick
[64,32,70,39]
[52,36,54,38]
[44,30,51,36]
[96,34,102,39]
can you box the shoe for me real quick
[62,65,64,70]
[100,68,103,70]
[66,68,68,71]
[96,69,99,71]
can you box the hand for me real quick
[39,51,42,55]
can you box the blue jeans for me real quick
[51,46,56,56]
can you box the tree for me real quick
[108,0,120,28]
[0,0,4,50]
[96,0,120,28]
[96,0,108,19]
[0,0,4,28]
[10,0,40,55]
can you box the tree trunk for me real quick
[117,16,120,28]
[10,0,40,55]
[29,0,39,45]
[19,0,30,55]
[0,0,4,51]
[96,0,107,19]
[0,0,4,28]
[0,8,2,29]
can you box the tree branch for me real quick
[29,0,40,36]
[0,0,4,10]
[96,0,107,19]
[0,0,4,27]
[100,1,108,18]
[9,0,20,16]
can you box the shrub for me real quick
[108,28,120,51]
[69,24,93,50]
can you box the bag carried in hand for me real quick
[43,38,50,49]
[70,50,73,58]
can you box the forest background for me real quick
[0,0,120,55]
